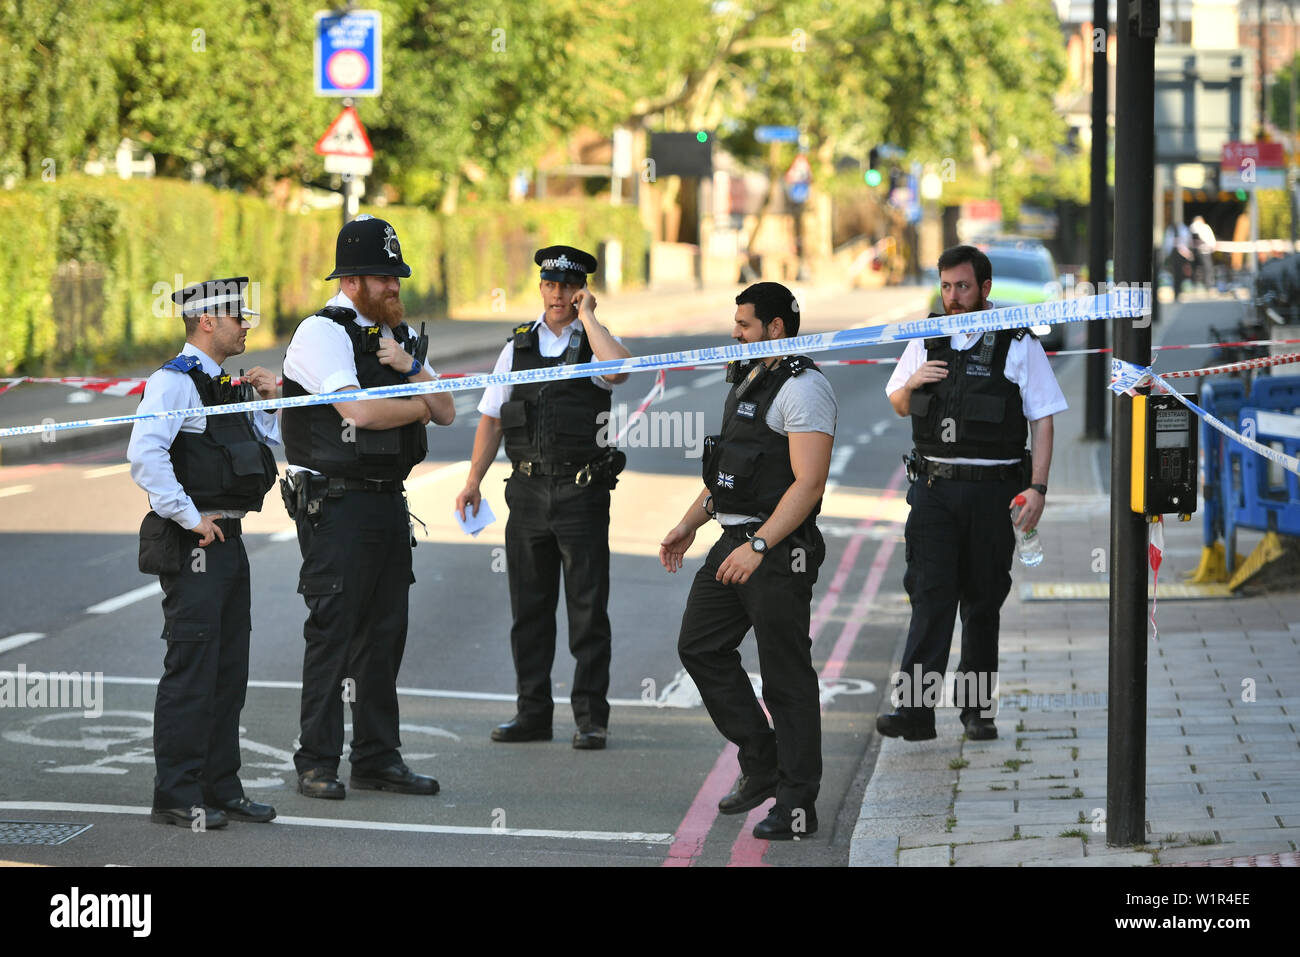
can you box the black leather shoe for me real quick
[210,796,276,822]
[961,714,998,741]
[572,727,607,750]
[491,717,553,743]
[297,768,346,800]
[150,806,228,830]
[752,804,818,841]
[876,710,937,741]
[718,771,779,815]
[350,763,439,795]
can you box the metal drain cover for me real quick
[0,821,92,846]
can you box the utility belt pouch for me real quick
[904,449,919,483]
[138,510,185,576]
[587,447,627,489]
[280,474,300,520]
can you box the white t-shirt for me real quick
[884,331,1067,466]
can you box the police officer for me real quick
[128,277,280,828]
[455,245,631,750]
[282,215,454,799]
[659,282,836,840]
[878,244,1066,742]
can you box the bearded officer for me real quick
[129,277,280,828]
[282,215,454,799]
[455,245,631,750]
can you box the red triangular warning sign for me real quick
[315,106,374,159]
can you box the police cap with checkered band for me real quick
[535,245,597,285]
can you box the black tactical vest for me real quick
[162,357,277,512]
[282,308,428,480]
[910,326,1030,459]
[500,322,611,465]
[703,355,824,520]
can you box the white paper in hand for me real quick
[456,499,497,537]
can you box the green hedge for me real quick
[0,177,648,374]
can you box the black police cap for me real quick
[171,277,259,319]
[326,215,412,280]
[535,245,597,285]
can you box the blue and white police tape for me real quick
[0,291,1150,440]
[1109,357,1300,477]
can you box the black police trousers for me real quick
[894,475,1019,719]
[676,524,825,814]
[153,523,250,809]
[503,472,612,730]
[293,489,411,776]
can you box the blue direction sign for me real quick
[755,125,800,144]
[315,9,382,97]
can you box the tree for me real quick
[0,0,119,182]
[104,0,334,190]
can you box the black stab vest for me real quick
[703,355,824,520]
[164,360,277,511]
[500,323,611,465]
[910,326,1030,459]
[282,309,428,480]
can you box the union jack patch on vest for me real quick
[716,472,735,489]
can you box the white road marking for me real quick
[0,802,673,844]
[270,528,298,542]
[857,433,873,444]
[51,674,696,709]
[0,632,45,654]
[85,464,132,479]
[0,484,33,498]
[658,386,689,403]
[691,373,719,389]
[655,669,874,709]
[85,583,162,615]
[872,420,891,436]
[828,445,855,478]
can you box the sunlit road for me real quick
[0,285,949,866]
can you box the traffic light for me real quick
[865,148,882,187]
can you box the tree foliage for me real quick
[1,0,1071,208]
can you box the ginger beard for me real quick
[351,276,405,327]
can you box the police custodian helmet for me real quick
[325,214,412,280]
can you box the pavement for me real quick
[850,342,1300,868]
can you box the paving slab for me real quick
[952,837,1085,866]
[898,844,951,867]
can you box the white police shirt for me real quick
[477,315,617,419]
[127,342,280,530]
[885,331,1067,466]
[282,290,431,476]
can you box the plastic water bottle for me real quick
[1010,494,1043,567]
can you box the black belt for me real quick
[312,476,404,494]
[214,518,242,536]
[512,460,586,478]
[915,458,1023,481]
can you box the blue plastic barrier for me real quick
[1199,380,1246,548]
[1221,375,1300,569]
